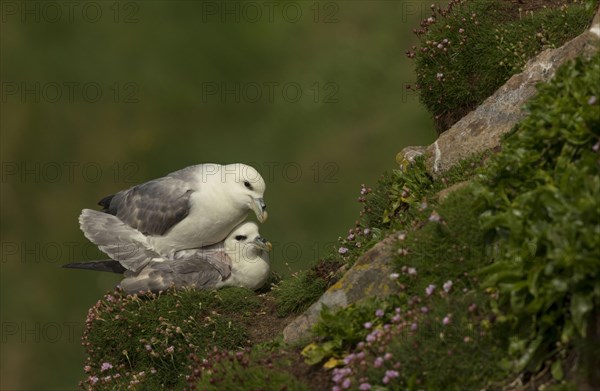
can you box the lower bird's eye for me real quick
[244,181,253,190]
[235,235,247,241]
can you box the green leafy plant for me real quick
[476,53,600,375]
[407,0,596,132]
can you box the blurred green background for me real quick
[1,1,435,389]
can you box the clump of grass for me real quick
[80,287,260,390]
[407,0,596,132]
[186,347,310,391]
[273,270,328,317]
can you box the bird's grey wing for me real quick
[79,209,158,272]
[172,247,231,278]
[100,175,194,236]
[120,251,231,294]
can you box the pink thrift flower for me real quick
[386,370,400,379]
[338,247,349,255]
[443,280,453,293]
[374,357,384,368]
[425,284,436,296]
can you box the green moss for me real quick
[81,287,260,390]
[408,0,597,132]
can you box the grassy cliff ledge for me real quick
[79,4,599,390]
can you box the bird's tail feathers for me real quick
[62,260,127,274]
[79,209,157,272]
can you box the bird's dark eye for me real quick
[244,181,253,190]
[235,235,247,241]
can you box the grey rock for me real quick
[396,146,426,171]
[426,8,600,174]
[283,235,399,344]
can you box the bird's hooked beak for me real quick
[251,197,268,223]
[253,236,272,252]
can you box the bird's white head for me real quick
[223,163,268,223]
[224,221,272,263]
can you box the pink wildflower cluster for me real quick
[405,0,481,96]
[330,272,488,390]
[337,184,376,257]
[79,288,197,390]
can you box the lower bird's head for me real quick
[225,221,271,262]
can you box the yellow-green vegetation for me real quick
[407,0,597,132]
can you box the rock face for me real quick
[285,7,600,344]
[396,7,600,174]
[283,236,399,343]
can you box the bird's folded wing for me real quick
[100,176,194,236]
[120,251,232,293]
[79,209,158,272]
[172,248,231,279]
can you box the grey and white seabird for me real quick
[79,163,268,258]
[64,221,272,294]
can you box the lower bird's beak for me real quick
[254,236,272,252]
[251,197,268,223]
